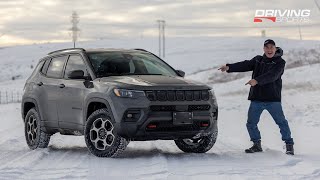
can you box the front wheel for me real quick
[174,131,218,153]
[84,108,128,157]
[24,108,51,149]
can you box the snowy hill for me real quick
[1,36,320,83]
[0,37,320,180]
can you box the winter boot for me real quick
[286,144,294,155]
[245,140,263,153]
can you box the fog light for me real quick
[123,109,141,122]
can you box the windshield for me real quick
[87,51,178,77]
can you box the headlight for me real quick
[113,89,145,98]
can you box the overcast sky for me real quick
[0,0,319,46]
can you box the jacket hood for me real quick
[274,47,283,57]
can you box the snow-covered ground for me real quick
[0,37,320,180]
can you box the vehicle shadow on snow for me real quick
[47,145,220,159]
[48,145,89,154]
[119,147,219,159]
[46,145,295,162]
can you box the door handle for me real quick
[37,82,43,86]
[59,84,65,88]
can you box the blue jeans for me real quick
[246,101,294,144]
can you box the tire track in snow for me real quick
[0,139,89,180]
[86,141,170,180]
[0,167,87,180]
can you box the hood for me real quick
[274,47,283,57]
[99,75,211,90]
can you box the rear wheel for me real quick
[174,131,218,153]
[24,108,51,149]
[84,108,128,157]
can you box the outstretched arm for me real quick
[219,56,258,73]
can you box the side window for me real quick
[64,55,88,79]
[41,58,51,75]
[46,56,67,78]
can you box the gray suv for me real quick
[22,48,218,157]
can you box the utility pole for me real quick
[157,20,161,58]
[298,24,302,40]
[315,0,320,11]
[261,30,266,38]
[162,20,165,58]
[157,20,165,58]
[69,11,80,48]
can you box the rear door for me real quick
[39,55,68,128]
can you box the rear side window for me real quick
[41,58,51,74]
[64,55,88,79]
[46,56,67,78]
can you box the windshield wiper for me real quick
[97,73,164,77]
[119,73,164,76]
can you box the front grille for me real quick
[146,121,209,132]
[145,90,210,101]
[150,105,211,112]
[150,105,176,111]
[188,105,211,111]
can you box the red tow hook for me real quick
[147,124,157,129]
[200,122,209,127]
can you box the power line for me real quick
[80,22,320,29]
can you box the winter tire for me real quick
[84,108,128,157]
[24,108,51,149]
[174,131,218,153]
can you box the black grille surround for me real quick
[146,121,210,132]
[145,90,210,101]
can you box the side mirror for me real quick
[176,70,185,77]
[68,70,85,79]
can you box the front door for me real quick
[57,54,90,131]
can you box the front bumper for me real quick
[109,91,218,141]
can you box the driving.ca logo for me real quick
[254,9,311,23]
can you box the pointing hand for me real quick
[218,65,229,72]
[245,79,258,86]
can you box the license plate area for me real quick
[173,112,193,125]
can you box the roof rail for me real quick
[133,48,149,52]
[48,48,85,55]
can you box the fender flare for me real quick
[84,97,113,123]
[21,98,42,121]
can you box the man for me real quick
[218,39,294,155]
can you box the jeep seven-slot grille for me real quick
[145,90,210,101]
[150,105,211,112]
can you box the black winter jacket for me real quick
[227,47,285,102]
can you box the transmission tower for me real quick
[69,11,80,48]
